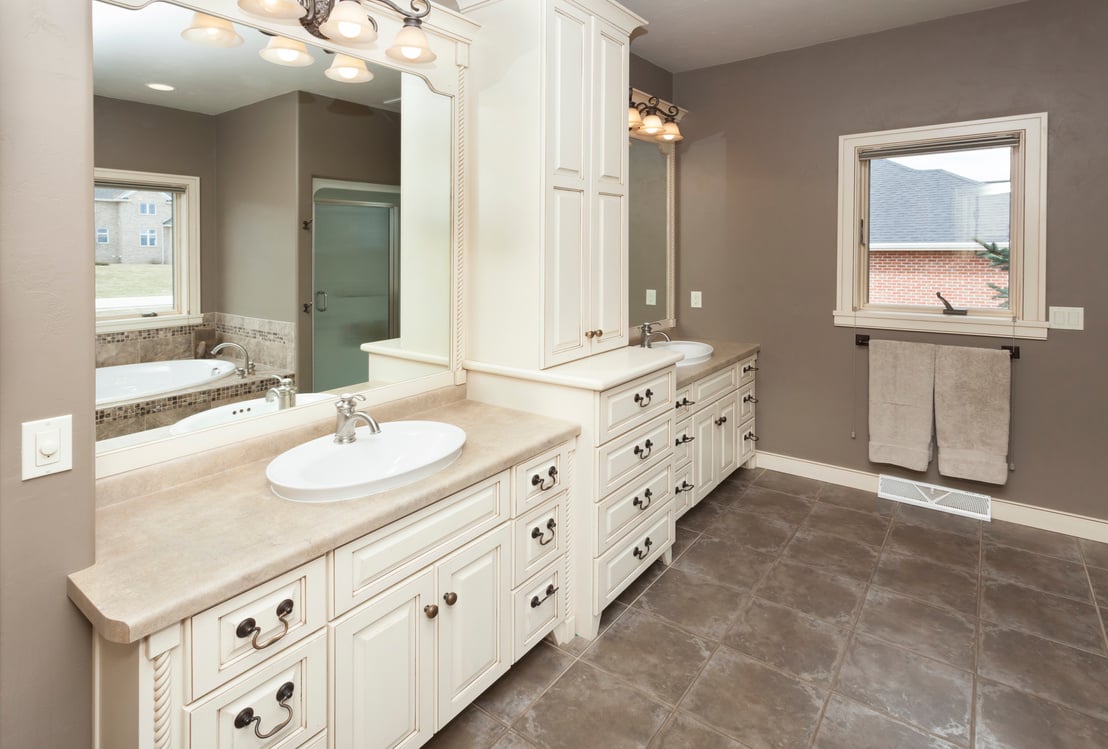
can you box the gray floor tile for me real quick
[677,499,730,534]
[554,602,627,656]
[513,661,671,749]
[426,705,507,749]
[817,483,897,517]
[836,635,973,745]
[672,533,776,592]
[975,678,1108,749]
[983,543,1092,602]
[649,711,747,749]
[1081,538,1108,570]
[895,504,982,539]
[886,522,980,572]
[722,598,850,685]
[803,503,891,547]
[755,559,867,625]
[857,587,977,667]
[781,528,880,581]
[814,694,961,749]
[871,551,979,615]
[752,470,824,499]
[702,510,798,554]
[583,607,715,705]
[733,485,815,525]
[476,642,575,723]
[981,579,1105,654]
[983,520,1083,562]
[491,732,539,749]
[617,559,667,605]
[720,466,762,491]
[1088,564,1108,607]
[978,623,1108,722]
[702,480,746,508]
[670,526,700,562]
[635,567,749,640]
[681,646,826,749]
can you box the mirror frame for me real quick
[94,0,479,477]
[628,88,683,332]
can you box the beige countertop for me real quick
[68,400,579,645]
[673,340,760,388]
[465,345,683,391]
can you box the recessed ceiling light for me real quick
[146,83,175,92]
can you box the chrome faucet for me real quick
[266,375,297,410]
[211,342,256,378]
[639,322,672,348]
[334,393,381,444]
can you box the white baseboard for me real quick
[751,451,1108,544]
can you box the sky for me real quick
[891,146,1011,183]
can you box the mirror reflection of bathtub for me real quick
[95,359,237,406]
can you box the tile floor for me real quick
[426,468,1108,749]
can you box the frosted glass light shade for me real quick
[385,22,436,63]
[260,36,314,67]
[319,1,378,45]
[628,106,643,130]
[640,112,664,135]
[659,120,683,142]
[325,54,374,83]
[237,0,306,21]
[181,13,243,47]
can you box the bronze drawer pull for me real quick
[235,598,295,650]
[632,488,653,511]
[531,465,558,490]
[634,388,654,408]
[633,440,654,460]
[675,434,695,446]
[675,480,695,494]
[675,397,696,409]
[744,394,758,404]
[745,432,760,442]
[531,517,558,546]
[633,537,654,560]
[424,604,439,619]
[530,583,559,608]
[443,591,458,606]
[715,415,728,426]
[743,364,759,373]
[234,681,295,739]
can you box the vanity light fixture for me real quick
[325,53,374,83]
[659,120,684,142]
[238,0,436,62]
[629,91,684,143]
[259,36,315,66]
[181,12,244,47]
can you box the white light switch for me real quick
[1049,306,1085,330]
[645,289,657,306]
[22,415,73,480]
[691,291,703,309]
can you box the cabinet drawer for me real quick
[512,442,571,516]
[595,462,673,556]
[333,472,509,616]
[674,385,695,419]
[513,493,566,586]
[300,733,327,749]
[593,505,674,612]
[691,364,739,405]
[191,558,327,700]
[739,382,757,423]
[739,355,759,387]
[739,417,758,467]
[513,561,565,663]
[596,414,673,499]
[187,630,327,749]
[673,417,693,469]
[597,369,674,444]
[674,463,695,519]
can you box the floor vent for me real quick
[877,474,991,521]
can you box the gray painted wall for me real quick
[630,53,674,101]
[674,0,1108,520]
[0,0,95,746]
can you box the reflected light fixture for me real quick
[146,83,176,92]
[260,36,315,66]
[181,12,244,47]
[325,53,374,83]
[239,0,435,62]
[629,91,684,144]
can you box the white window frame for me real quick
[834,113,1048,340]
[138,228,158,247]
[139,201,156,215]
[96,227,109,244]
[95,168,202,332]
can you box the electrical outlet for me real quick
[645,289,657,306]
[1049,306,1085,330]
[22,415,73,480]
[690,291,703,308]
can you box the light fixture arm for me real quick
[298,0,431,41]
[368,0,431,21]
[634,95,680,123]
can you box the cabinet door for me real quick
[691,407,718,505]
[331,570,435,749]
[590,190,626,353]
[715,392,739,480]
[436,525,512,729]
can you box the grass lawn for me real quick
[95,264,173,298]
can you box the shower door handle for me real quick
[315,291,328,312]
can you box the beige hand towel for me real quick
[935,345,1010,485]
[868,340,936,472]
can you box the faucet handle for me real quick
[335,393,366,413]
[640,322,654,335]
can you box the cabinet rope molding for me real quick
[152,650,173,749]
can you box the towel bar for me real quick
[854,334,1019,359]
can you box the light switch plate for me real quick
[645,289,656,306]
[691,291,703,308]
[22,415,73,480]
[1049,306,1085,330]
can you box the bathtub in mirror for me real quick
[92,0,471,459]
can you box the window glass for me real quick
[96,227,109,244]
[94,186,178,316]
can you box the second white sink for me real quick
[267,420,466,502]
[651,340,714,367]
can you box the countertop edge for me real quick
[674,340,760,389]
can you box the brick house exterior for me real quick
[94,188,174,265]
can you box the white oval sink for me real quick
[266,421,466,503]
[169,393,335,435]
[652,340,714,367]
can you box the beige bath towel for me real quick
[868,340,936,471]
[935,345,1010,485]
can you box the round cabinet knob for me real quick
[443,591,458,606]
[424,604,439,619]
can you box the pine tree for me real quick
[974,239,1009,307]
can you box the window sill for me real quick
[96,313,205,334]
[832,309,1048,340]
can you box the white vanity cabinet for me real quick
[464,0,645,370]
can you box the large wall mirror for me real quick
[628,89,682,331]
[92,0,470,463]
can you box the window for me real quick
[835,113,1048,339]
[94,169,200,330]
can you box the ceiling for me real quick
[93,1,403,116]
[618,0,1029,73]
